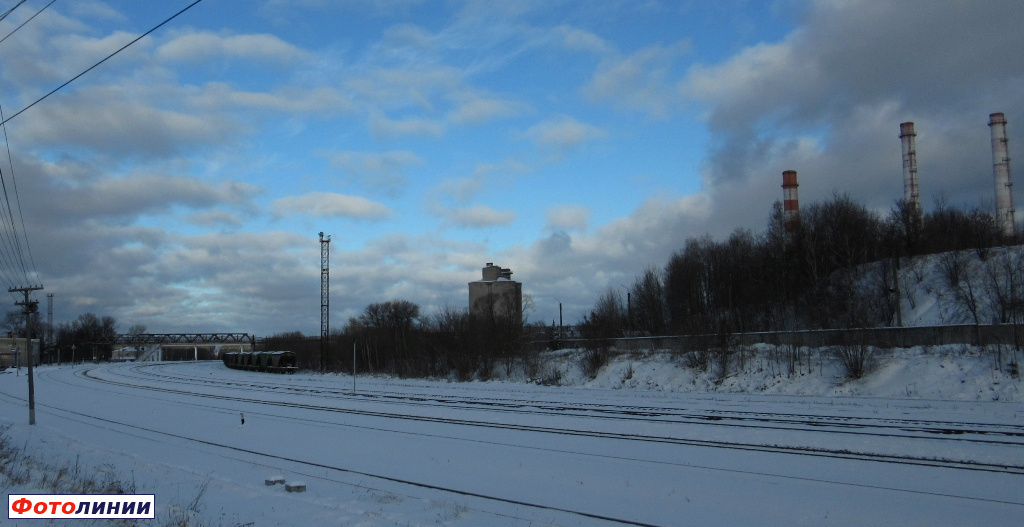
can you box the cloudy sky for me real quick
[0,0,1021,335]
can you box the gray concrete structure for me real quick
[469,263,522,322]
[0,337,40,368]
[990,113,1016,237]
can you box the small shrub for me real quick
[684,349,710,371]
[537,367,562,386]
[713,347,732,384]
[834,344,874,379]
[582,348,610,379]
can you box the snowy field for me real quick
[1,350,1023,526]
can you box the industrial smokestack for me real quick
[899,122,921,215]
[782,170,799,233]
[990,113,1016,237]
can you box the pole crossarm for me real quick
[110,333,254,345]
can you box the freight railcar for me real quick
[222,350,297,373]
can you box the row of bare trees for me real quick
[265,297,538,380]
[2,311,122,364]
[266,195,1017,379]
[579,195,1017,341]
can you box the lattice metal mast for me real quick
[319,232,331,371]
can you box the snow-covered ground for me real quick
[1,347,1022,526]
[544,344,1022,402]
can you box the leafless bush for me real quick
[536,366,562,386]
[0,425,29,486]
[833,344,874,379]
[582,348,610,379]
[165,480,210,527]
[684,349,710,371]
[0,427,213,527]
[713,346,732,384]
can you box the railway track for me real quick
[100,362,1024,448]
[73,364,1024,476]
[0,389,662,527]
[6,362,1022,526]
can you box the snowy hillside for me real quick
[509,246,1024,403]
[896,245,1024,326]
[534,344,1021,402]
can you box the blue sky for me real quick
[0,0,1022,335]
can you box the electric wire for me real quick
[0,0,58,46]
[0,102,35,291]
[0,0,204,295]
[0,0,206,128]
[0,1,28,23]
[0,103,39,283]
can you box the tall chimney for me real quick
[990,113,1015,237]
[781,170,799,233]
[899,122,921,216]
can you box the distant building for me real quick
[0,337,40,369]
[469,262,522,322]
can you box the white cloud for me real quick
[272,192,393,220]
[525,116,607,155]
[157,31,312,64]
[326,150,424,195]
[584,41,691,118]
[349,66,462,110]
[442,205,516,228]
[545,205,589,231]
[48,174,256,219]
[555,25,613,54]
[19,87,241,157]
[431,159,529,205]
[448,93,530,124]
[71,1,128,22]
[369,112,445,139]
[186,210,245,229]
[677,0,1024,216]
[503,192,714,322]
[190,83,355,114]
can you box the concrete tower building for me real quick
[468,263,522,322]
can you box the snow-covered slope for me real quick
[897,245,1024,326]
[572,345,1020,401]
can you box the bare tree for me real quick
[579,288,626,378]
[938,250,983,325]
[630,267,667,336]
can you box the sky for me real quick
[0,0,1021,336]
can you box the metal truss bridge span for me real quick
[110,333,255,346]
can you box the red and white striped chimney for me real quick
[782,170,799,233]
[990,113,1015,237]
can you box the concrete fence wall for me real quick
[559,324,1024,352]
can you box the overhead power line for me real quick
[0,0,59,46]
[0,0,205,292]
[0,103,37,281]
[0,0,206,128]
[0,1,28,23]
[0,103,35,290]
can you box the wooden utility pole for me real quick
[10,285,42,425]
